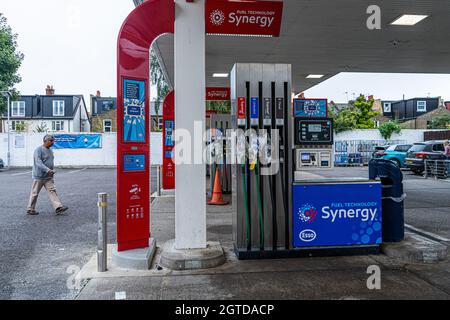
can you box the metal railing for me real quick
[334,140,407,167]
[424,160,450,180]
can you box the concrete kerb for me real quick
[381,231,448,263]
[160,239,226,271]
[111,238,157,270]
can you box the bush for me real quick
[379,121,401,140]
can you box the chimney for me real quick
[96,90,101,97]
[45,85,55,96]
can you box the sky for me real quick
[2,0,450,111]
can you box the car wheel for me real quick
[392,159,401,167]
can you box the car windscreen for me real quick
[409,144,426,152]
[395,145,413,152]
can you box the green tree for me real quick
[352,95,380,129]
[0,13,24,113]
[33,122,49,133]
[150,47,170,129]
[379,121,401,140]
[427,114,450,129]
[333,108,357,133]
[332,95,380,133]
[14,121,27,133]
[206,100,231,114]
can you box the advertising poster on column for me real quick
[123,79,146,142]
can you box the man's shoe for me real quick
[27,211,39,216]
[55,206,69,215]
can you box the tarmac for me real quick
[76,193,450,300]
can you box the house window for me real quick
[383,102,392,113]
[53,100,65,116]
[158,118,163,130]
[11,120,26,131]
[11,101,26,117]
[103,119,112,133]
[52,120,65,132]
[417,101,427,112]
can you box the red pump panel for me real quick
[162,91,175,190]
[117,0,174,252]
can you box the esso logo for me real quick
[299,230,317,242]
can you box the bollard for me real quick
[157,165,162,196]
[97,193,108,272]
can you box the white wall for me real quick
[335,129,429,144]
[0,129,435,168]
[0,132,163,167]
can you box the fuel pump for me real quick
[293,99,334,179]
[231,63,292,258]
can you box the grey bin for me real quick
[369,159,405,242]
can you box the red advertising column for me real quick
[162,91,175,190]
[117,0,174,252]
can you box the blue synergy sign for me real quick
[292,183,382,247]
[123,79,145,142]
[53,134,102,149]
[294,99,327,118]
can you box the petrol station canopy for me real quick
[135,0,450,94]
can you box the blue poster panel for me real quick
[165,120,174,147]
[294,99,327,118]
[123,154,146,172]
[292,183,382,247]
[53,134,102,149]
[123,79,146,142]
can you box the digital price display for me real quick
[295,118,333,145]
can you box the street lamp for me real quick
[1,91,12,167]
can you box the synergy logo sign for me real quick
[210,9,226,26]
[206,87,230,101]
[206,1,283,37]
[293,183,383,247]
[298,204,318,224]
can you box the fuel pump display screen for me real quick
[308,124,322,133]
[295,118,333,145]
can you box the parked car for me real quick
[405,141,447,175]
[372,144,413,168]
[372,145,389,158]
[0,158,4,169]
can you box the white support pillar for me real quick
[174,0,207,250]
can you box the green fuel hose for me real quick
[255,161,265,249]
[241,163,251,248]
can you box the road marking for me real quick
[405,224,450,242]
[11,171,32,176]
[67,168,88,174]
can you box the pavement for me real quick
[0,166,158,300]
[1,166,450,300]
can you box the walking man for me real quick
[27,134,68,216]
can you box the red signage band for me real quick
[206,87,231,101]
[206,0,284,37]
